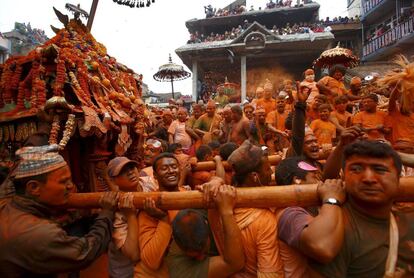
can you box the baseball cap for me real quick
[108,157,139,177]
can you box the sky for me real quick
[0,0,348,96]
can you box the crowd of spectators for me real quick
[204,4,246,18]
[319,16,360,25]
[204,0,315,19]
[187,21,329,44]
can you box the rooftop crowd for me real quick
[187,21,329,44]
[204,0,313,19]
[1,61,414,277]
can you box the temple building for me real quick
[176,1,361,102]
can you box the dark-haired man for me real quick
[229,105,251,145]
[136,153,223,277]
[352,94,388,140]
[317,65,347,104]
[0,145,119,277]
[166,184,245,278]
[219,140,284,277]
[135,153,182,277]
[278,140,413,277]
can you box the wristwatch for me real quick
[323,198,342,207]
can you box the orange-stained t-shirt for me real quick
[266,110,288,131]
[319,76,346,97]
[255,98,277,116]
[135,187,188,277]
[310,119,336,145]
[213,208,284,278]
[385,111,414,144]
[331,110,352,128]
[352,110,387,140]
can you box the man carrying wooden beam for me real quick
[0,144,119,277]
[278,140,414,277]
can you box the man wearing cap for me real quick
[255,80,277,116]
[105,156,151,278]
[0,145,119,277]
[212,140,284,277]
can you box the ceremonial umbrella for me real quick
[216,77,240,102]
[313,45,360,68]
[153,54,191,99]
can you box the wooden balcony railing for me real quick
[363,0,386,15]
[363,16,414,57]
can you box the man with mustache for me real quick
[0,145,119,277]
[278,140,414,277]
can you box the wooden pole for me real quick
[192,155,282,171]
[65,177,414,209]
[87,0,99,32]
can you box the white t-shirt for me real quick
[168,120,192,150]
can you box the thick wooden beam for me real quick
[65,177,414,209]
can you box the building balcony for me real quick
[363,0,385,14]
[363,15,414,60]
[362,0,395,24]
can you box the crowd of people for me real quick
[1,61,414,278]
[187,21,329,44]
[204,1,315,19]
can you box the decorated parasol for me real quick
[313,45,359,68]
[216,77,240,103]
[153,54,191,99]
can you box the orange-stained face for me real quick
[206,104,216,117]
[144,144,162,166]
[303,134,320,160]
[335,102,347,113]
[264,89,272,99]
[36,165,74,206]
[344,156,399,206]
[319,108,330,121]
[362,98,377,112]
[177,109,188,122]
[193,106,203,119]
[276,99,286,112]
[332,70,343,81]
[244,107,254,120]
[113,164,141,192]
[154,157,180,190]
[256,111,266,124]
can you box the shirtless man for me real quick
[229,105,251,145]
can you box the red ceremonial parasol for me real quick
[313,45,359,68]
